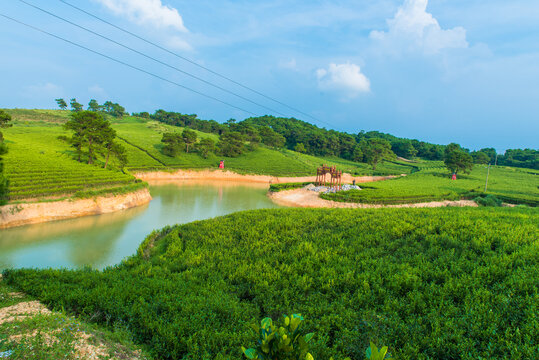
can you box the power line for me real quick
[19,0,288,117]
[58,0,338,129]
[0,13,258,116]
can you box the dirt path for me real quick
[269,188,478,208]
[0,275,147,359]
[134,169,401,184]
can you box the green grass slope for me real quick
[322,166,539,206]
[112,117,411,176]
[1,123,140,201]
[3,207,538,359]
[0,109,415,202]
[1,109,537,205]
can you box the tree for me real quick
[70,98,83,112]
[472,151,490,165]
[477,148,497,164]
[0,110,12,142]
[444,143,473,175]
[0,142,8,205]
[294,143,306,153]
[198,138,215,158]
[352,144,364,162]
[218,131,245,157]
[55,98,68,110]
[363,138,395,170]
[259,126,285,148]
[88,99,100,112]
[182,128,197,153]
[100,126,117,168]
[161,133,184,157]
[103,141,127,169]
[102,101,126,118]
[391,139,417,159]
[65,111,112,164]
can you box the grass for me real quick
[1,124,140,202]
[3,207,538,359]
[112,117,416,176]
[0,110,415,198]
[1,109,536,205]
[0,277,150,359]
[321,166,539,206]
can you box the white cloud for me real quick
[23,83,62,98]
[316,63,370,97]
[165,36,193,51]
[278,58,297,70]
[370,0,468,54]
[97,0,188,32]
[88,84,105,95]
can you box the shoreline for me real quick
[269,188,478,209]
[133,169,400,184]
[0,188,152,229]
[0,169,401,229]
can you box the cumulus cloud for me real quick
[23,82,62,98]
[97,0,188,32]
[316,63,370,97]
[370,0,467,54]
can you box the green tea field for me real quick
[4,207,538,359]
[322,166,539,206]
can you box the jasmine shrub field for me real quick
[4,207,538,359]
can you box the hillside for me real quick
[0,109,537,206]
[0,109,413,203]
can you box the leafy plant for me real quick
[243,315,392,360]
[365,342,392,360]
[242,314,314,360]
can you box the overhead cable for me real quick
[19,0,288,117]
[0,13,258,116]
[58,0,338,129]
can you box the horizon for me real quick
[1,0,538,153]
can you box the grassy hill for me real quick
[1,121,142,201]
[3,207,538,359]
[0,109,413,203]
[1,109,537,206]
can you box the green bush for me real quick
[474,194,503,207]
[269,182,313,192]
[242,314,392,360]
[242,314,315,360]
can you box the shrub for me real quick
[474,194,503,207]
[3,208,538,359]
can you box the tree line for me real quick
[56,100,538,171]
[56,98,126,118]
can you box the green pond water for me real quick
[0,181,279,270]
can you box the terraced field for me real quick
[322,166,539,206]
[113,118,414,176]
[2,124,139,201]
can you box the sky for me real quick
[1,0,538,152]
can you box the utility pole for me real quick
[484,163,491,193]
[495,154,498,166]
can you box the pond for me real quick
[0,181,279,270]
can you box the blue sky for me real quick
[1,0,538,151]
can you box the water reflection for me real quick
[0,181,278,270]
